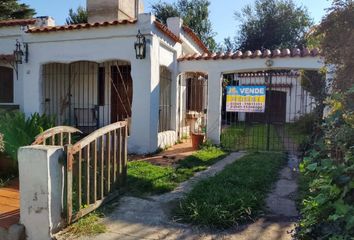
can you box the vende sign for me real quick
[226,86,266,113]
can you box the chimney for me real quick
[167,17,183,37]
[87,0,144,24]
[35,16,56,27]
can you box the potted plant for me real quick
[191,119,206,150]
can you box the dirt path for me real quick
[57,151,301,240]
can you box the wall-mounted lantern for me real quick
[13,40,29,79]
[134,30,146,59]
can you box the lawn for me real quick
[174,152,287,229]
[125,146,227,196]
[221,124,283,151]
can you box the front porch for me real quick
[42,60,133,134]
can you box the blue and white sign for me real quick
[226,86,266,113]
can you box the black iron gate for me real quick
[220,70,315,153]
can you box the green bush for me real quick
[296,93,354,239]
[293,112,318,135]
[0,112,55,166]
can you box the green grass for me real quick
[221,124,283,151]
[66,212,107,237]
[174,152,287,229]
[125,146,227,196]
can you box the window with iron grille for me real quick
[0,66,14,103]
[159,66,172,132]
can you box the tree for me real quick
[151,0,217,51]
[0,0,36,20]
[316,0,354,93]
[66,6,88,25]
[234,0,313,51]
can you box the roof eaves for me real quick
[27,19,137,33]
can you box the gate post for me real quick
[266,71,273,151]
[18,145,65,240]
[206,71,223,144]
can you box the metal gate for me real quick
[32,121,128,224]
[220,70,315,152]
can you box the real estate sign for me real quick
[226,86,266,113]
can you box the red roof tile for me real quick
[0,54,15,61]
[0,19,36,27]
[154,21,182,43]
[182,25,210,54]
[178,48,321,61]
[27,19,137,33]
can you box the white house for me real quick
[0,0,323,154]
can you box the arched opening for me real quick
[178,72,208,140]
[42,60,133,133]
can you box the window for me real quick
[0,67,14,103]
[159,66,172,132]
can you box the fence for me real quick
[32,121,128,224]
[221,70,315,152]
[32,126,82,146]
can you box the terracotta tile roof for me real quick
[0,18,36,27]
[178,48,320,61]
[154,21,182,43]
[238,71,300,77]
[182,25,210,54]
[244,83,293,88]
[27,19,137,33]
[0,54,15,61]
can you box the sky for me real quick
[20,0,332,43]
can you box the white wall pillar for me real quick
[129,34,160,154]
[22,63,42,116]
[18,146,65,240]
[207,71,223,144]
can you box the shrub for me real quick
[0,112,55,166]
[293,112,318,135]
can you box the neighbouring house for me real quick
[0,0,324,154]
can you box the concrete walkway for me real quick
[57,151,299,240]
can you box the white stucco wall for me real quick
[0,26,25,109]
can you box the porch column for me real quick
[22,63,42,115]
[129,35,160,154]
[207,70,223,144]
